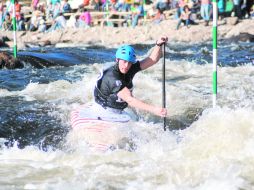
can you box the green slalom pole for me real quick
[143,0,147,20]
[212,0,218,108]
[11,0,17,58]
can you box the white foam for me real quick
[1,56,254,189]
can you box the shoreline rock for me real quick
[0,52,23,69]
[0,18,253,49]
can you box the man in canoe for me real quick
[93,36,168,119]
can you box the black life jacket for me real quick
[94,62,141,110]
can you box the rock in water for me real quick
[0,52,23,69]
[233,33,254,42]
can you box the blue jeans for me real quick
[201,4,210,21]
[47,22,63,32]
[132,14,141,27]
[78,20,90,29]
[17,20,25,31]
[176,19,190,29]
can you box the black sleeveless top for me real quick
[94,62,141,110]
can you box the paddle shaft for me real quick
[162,43,166,131]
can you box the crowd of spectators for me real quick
[0,0,253,32]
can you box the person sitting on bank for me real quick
[131,1,144,27]
[2,13,12,31]
[61,0,71,13]
[47,12,66,32]
[29,8,42,31]
[152,8,166,24]
[31,0,39,10]
[78,8,91,28]
[94,36,168,119]
[176,5,191,30]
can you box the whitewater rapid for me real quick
[0,43,253,189]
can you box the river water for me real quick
[0,41,254,189]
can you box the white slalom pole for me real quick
[212,0,218,108]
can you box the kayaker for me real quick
[94,36,168,118]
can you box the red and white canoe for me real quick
[70,104,131,151]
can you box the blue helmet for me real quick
[115,45,136,64]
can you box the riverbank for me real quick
[1,17,254,49]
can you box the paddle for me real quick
[162,43,166,131]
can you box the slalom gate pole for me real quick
[11,0,17,58]
[143,0,147,21]
[162,43,166,131]
[212,0,218,107]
